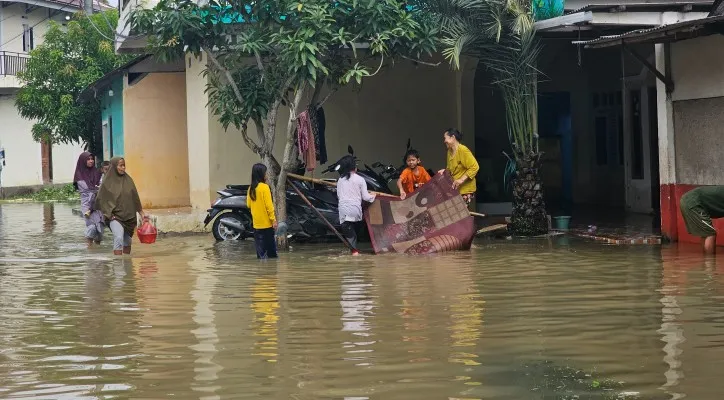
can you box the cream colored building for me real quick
[103,3,476,212]
[112,0,717,226]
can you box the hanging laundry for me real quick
[309,106,319,161]
[310,106,328,164]
[297,110,316,171]
[296,127,306,166]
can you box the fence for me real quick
[0,51,30,76]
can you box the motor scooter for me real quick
[203,145,397,241]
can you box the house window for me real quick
[22,24,34,52]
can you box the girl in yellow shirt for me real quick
[438,128,480,208]
[247,163,278,259]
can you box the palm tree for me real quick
[421,0,548,236]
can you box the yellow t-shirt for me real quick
[446,144,479,195]
[247,182,276,229]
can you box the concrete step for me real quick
[72,207,209,234]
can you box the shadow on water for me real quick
[2,203,724,398]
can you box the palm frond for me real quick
[433,0,540,158]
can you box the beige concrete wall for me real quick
[671,35,724,102]
[182,53,469,208]
[200,60,464,202]
[667,35,724,185]
[123,72,190,208]
[673,97,724,185]
[320,60,460,174]
[207,110,287,198]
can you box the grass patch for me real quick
[30,184,79,201]
[1,184,79,203]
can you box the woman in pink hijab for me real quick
[73,152,104,246]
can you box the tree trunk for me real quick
[508,150,548,236]
[275,85,307,250]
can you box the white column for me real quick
[655,44,676,186]
[186,52,213,209]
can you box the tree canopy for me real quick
[15,11,132,153]
[131,0,438,242]
[427,0,547,235]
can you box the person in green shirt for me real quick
[437,128,480,208]
[680,185,724,254]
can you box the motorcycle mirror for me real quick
[347,145,354,155]
[335,164,341,171]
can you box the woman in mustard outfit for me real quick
[438,128,480,208]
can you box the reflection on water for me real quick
[2,203,724,398]
[252,277,280,363]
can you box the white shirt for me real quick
[337,173,376,223]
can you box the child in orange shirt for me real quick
[397,149,432,200]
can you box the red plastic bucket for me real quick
[136,216,157,244]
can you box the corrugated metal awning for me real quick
[571,14,724,47]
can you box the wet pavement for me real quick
[1,202,724,399]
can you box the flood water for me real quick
[2,203,724,399]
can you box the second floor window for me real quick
[22,24,34,52]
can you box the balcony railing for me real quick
[0,52,30,76]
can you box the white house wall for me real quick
[52,140,85,184]
[0,4,83,189]
[0,95,84,187]
[0,4,67,53]
[0,94,42,187]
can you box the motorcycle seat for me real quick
[227,184,249,191]
[225,188,246,196]
[311,188,338,205]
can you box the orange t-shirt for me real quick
[399,167,431,195]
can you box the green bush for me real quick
[30,184,79,202]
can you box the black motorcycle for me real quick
[204,146,397,241]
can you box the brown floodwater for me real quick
[1,202,724,399]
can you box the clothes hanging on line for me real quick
[309,106,328,165]
[296,110,316,171]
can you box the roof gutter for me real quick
[534,11,593,31]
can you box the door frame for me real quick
[622,71,656,214]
